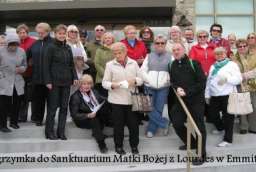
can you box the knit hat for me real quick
[6,33,20,45]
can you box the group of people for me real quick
[0,22,256,166]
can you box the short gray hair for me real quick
[196,30,209,37]
[154,34,167,43]
[214,47,227,54]
[110,42,127,52]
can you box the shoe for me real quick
[192,156,206,166]
[98,141,108,154]
[240,130,248,134]
[46,133,58,140]
[248,130,256,134]
[115,147,126,155]
[57,134,67,140]
[9,124,20,129]
[0,127,12,133]
[217,141,232,147]
[146,131,153,138]
[179,144,196,150]
[35,122,43,126]
[212,129,224,134]
[131,147,139,154]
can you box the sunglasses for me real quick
[96,29,104,32]
[198,35,208,38]
[238,45,248,48]
[70,30,78,33]
[248,37,255,39]
[143,31,150,33]
[212,29,221,33]
[155,42,166,45]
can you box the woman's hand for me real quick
[127,78,136,87]
[87,112,96,118]
[111,82,120,89]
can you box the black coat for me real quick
[44,39,77,86]
[27,34,53,84]
[170,55,206,104]
[69,89,105,127]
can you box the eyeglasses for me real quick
[198,35,208,38]
[248,37,255,39]
[212,29,221,33]
[154,42,166,45]
[143,31,150,33]
[238,45,248,48]
[96,29,104,32]
[70,30,78,33]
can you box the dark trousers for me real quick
[0,88,22,128]
[208,96,234,143]
[171,101,207,156]
[74,116,105,143]
[19,79,33,121]
[31,84,48,123]
[45,86,70,136]
[111,104,139,148]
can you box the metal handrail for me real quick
[172,88,202,172]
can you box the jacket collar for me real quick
[113,57,134,66]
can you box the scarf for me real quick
[212,58,230,76]
[128,39,136,47]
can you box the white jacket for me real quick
[205,61,242,98]
[140,55,171,89]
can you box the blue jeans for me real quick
[146,86,169,134]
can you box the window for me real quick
[195,0,255,38]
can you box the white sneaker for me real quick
[212,129,223,134]
[217,141,232,147]
[146,131,153,138]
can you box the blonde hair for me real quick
[66,24,81,43]
[101,32,115,45]
[80,74,94,85]
[123,25,136,35]
[35,22,51,33]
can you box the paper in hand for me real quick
[119,80,129,89]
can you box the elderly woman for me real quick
[189,30,216,76]
[139,26,154,53]
[0,35,6,47]
[141,34,172,137]
[165,25,189,54]
[66,24,88,62]
[0,33,27,132]
[102,42,143,155]
[69,74,108,153]
[206,47,242,147]
[227,33,237,58]
[94,32,115,96]
[44,24,78,140]
[247,32,256,54]
[232,39,256,134]
[121,25,147,66]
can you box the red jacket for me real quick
[189,43,216,76]
[209,38,231,57]
[121,39,147,61]
[20,36,36,78]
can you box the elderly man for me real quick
[102,42,143,155]
[169,43,207,165]
[27,22,53,126]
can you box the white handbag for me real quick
[227,86,253,115]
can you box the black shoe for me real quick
[179,145,196,151]
[57,134,67,140]
[18,119,27,123]
[115,147,126,155]
[249,130,256,134]
[10,124,20,129]
[0,127,12,133]
[35,122,43,126]
[240,130,248,134]
[131,147,139,154]
[192,156,206,166]
[46,133,58,140]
